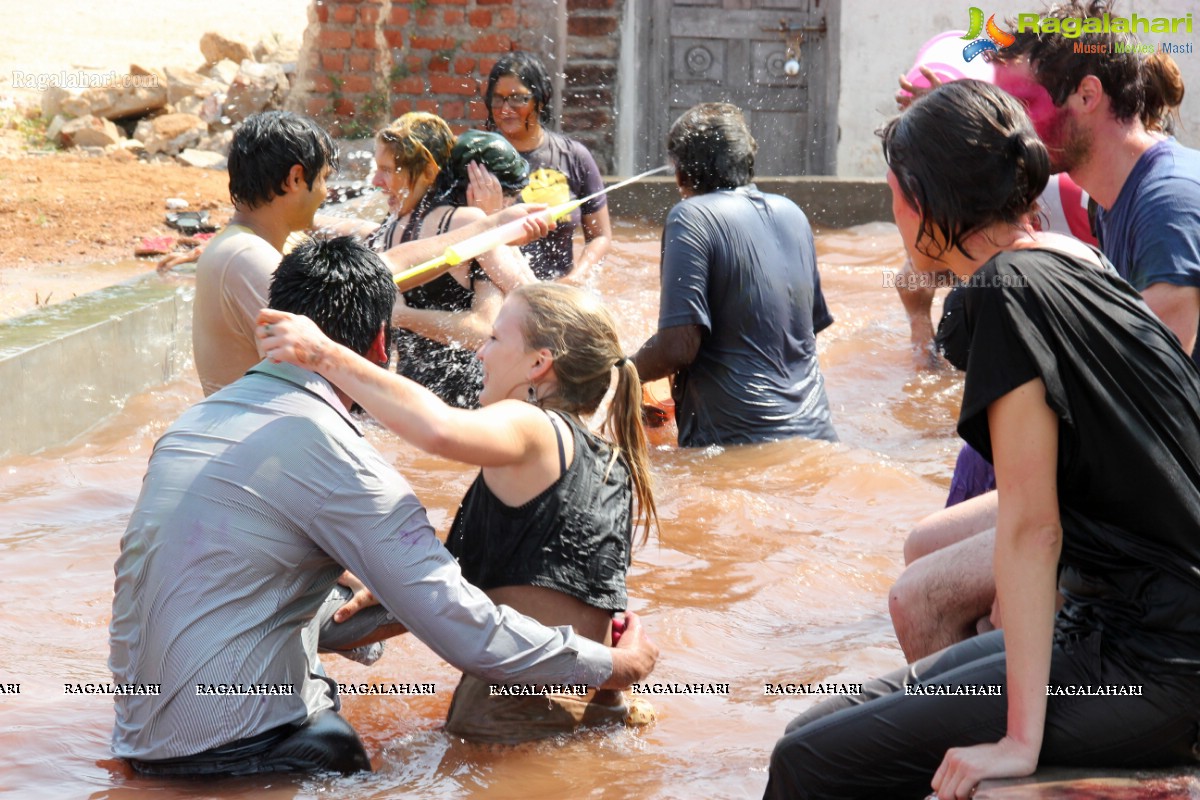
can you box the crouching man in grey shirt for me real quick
[109,236,658,777]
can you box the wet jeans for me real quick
[128,708,371,777]
[765,630,1200,800]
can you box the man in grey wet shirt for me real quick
[109,237,657,776]
[632,103,836,448]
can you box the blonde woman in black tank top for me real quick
[258,282,660,742]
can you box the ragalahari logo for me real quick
[962,7,1016,61]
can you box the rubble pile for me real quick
[38,31,300,169]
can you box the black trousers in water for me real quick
[765,630,1200,800]
[129,708,371,777]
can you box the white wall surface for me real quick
[836,0,1200,176]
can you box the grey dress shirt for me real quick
[109,360,612,760]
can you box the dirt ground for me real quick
[0,0,309,320]
[0,151,233,318]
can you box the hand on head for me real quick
[466,161,505,215]
[896,66,944,110]
[256,308,334,371]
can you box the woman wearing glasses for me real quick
[483,51,613,282]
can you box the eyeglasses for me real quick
[491,93,534,109]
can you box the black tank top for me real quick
[445,410,633,611]
[368,199,487,408]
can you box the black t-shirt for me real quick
[445,411,632,611]
[958,248,1200,670]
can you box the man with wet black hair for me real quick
[111,235,657,778]
[193,111,337,396]
[632,102,837,448]
[193,111,554,397]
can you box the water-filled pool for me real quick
[0,219,968,798]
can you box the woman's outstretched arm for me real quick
[931,377,1061,799]
[256,309,544,468]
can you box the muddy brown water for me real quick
[0,219,975,798]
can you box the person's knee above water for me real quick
[631,101,836,449]
[483,50,612,282]
[258,280,659,743]
[767,79,1200,800]
[891,1,1196,662]
[110,236,658,778]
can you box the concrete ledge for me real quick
[604,176,890,229]
[978,767,1200,798]
[0,271,194,458]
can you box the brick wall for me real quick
[293,0,624,171]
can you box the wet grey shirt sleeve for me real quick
[658,202,714,332]
[304,445,613,688]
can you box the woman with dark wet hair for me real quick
[767,80,1200,799]
[483,51,612,281]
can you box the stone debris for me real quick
[177,148,227,170]
[59,115,124,148]
[200,32,253,66]
[223,61,289,125]
[164,66,224,106]
[59,82,168,121]
[39,30,300,168]
[134,113,206,156]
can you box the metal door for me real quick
[639,0,838,175]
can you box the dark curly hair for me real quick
[227,111,337,210]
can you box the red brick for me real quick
[569,0,616,8]
[565,88,613,106]
[415,8,438,26]
[428,0,467,5]
[349,53,375,72]
[306,98,328,117]
[415,99,439,113]
[321,53,345,71]
[562,108,611,129]
[478,57,498,75]
[453,57,477,75]
[314,3,329,23]
[390,76,425,94]
[567,15,618,36]
[384,29,405,48]
[443,8,464,24]
[356,29,376,49]
[311,73,335,93]
[476,0,507,6]
[344,75,374,93]
[391,99,414,117]
[496,7,518,28]
[428,55,450,73]
[467,34,512,53]
[440,100,465,119]
[430,74,476,95]
[411,35,455,51]
[467,9,492,27]
[360,5,380,24]
[468,100,489,120]
[389,7,409,25]
[406,55,424,72]
[566,63,616,87]
[333,4,358,23]
[333,97,356,117]
[319,29,353,49]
